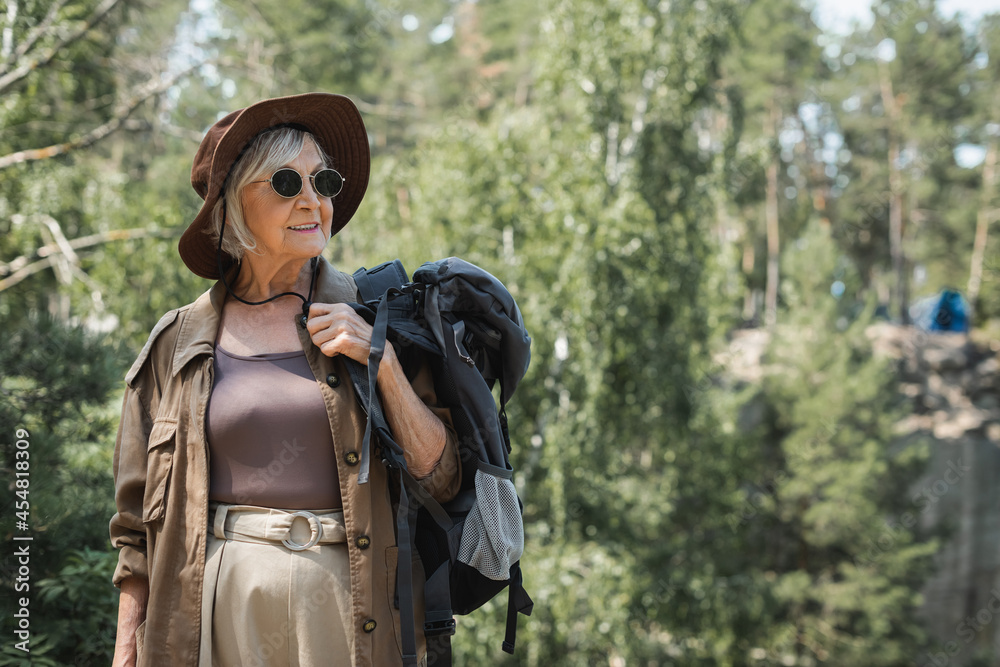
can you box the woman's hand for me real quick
[305,302,447,479]
[305,302,381,367]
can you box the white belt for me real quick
[210,503,347,551]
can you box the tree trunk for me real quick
[742,239,756,322]
[967,134,997,321]
[2,1,18,62]
[765,100,780,330]
[878,59,908,324]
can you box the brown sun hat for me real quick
[178,92,370,279]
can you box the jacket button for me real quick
[326,373,341,388]
[356,535,371,550]
[363,619,377,633]
[345,451,359,466]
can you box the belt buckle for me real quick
[282,511,324,551]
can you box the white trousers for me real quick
[199,503,354,667]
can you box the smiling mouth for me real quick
[289,224,319,231]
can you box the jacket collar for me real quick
[170,281,224,377]
[170,256,357,377]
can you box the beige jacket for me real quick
[110,258,461,666]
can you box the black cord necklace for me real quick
[216,200,319,328]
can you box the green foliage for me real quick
[0,636,61,667]
[454,540,640,665]
[34,548,120,662]
[0,314,123,663]
[716,0,826,313]
[0,546,118,667]
[722,223,937,664]
[831,0,979,314]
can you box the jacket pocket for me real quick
[142,419,176,524]
[385,546,404,656]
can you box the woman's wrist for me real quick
[375,344,403,389]
[113,577,148,666]
[374,347,447,478]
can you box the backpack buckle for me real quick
[424,618,457,637]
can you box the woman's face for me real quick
[239,139,334,270]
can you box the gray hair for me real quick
[206,126,330,261]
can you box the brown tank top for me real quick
[207,345,341,510]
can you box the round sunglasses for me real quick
[251,168,345,199]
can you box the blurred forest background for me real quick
[3,0,1000,664]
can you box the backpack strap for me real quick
[344,279,458,665]
[424,561,456,667]
[356,290,393,484]
[503,562,534,653]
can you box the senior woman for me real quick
[110,93,460,667]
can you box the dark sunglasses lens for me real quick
[270,169,302,197]
[314,169,344,198]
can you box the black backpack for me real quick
[344,257,534,667]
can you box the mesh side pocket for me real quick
[457,468,524,581]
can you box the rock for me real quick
[932,408,986,440]
[974,393,1000,412]
[975,356,999,376]
[894,414,935,435]
[922,345,968,372]
[923,393,945,412]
